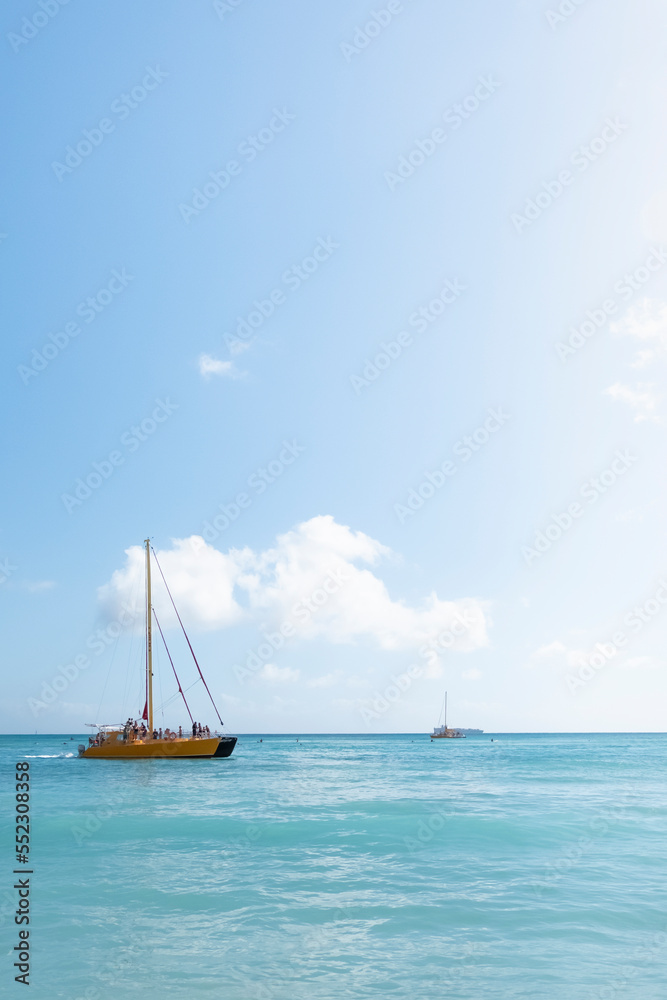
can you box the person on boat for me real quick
[158,727,163,740]
[152,729,158,740]
[192,721,197,738]
[178,726,183,738]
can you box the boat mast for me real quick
[145,538,153,735]
[444,691,447,730]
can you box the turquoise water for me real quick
[1,732,666,999]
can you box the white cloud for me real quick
[198,354,243,379]
[461,668,481,680]
[259,663,300,683]
[604,381,661,422]
[99,516,489,656]
[610,298,667,367]
[532,634,665,682]
[234,515,488,652]
[98,536,244,630]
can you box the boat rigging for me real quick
[79,539,237,760]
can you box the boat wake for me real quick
[24,753,76,758]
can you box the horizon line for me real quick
[2,730,667,737]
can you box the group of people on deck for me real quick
[87,720,214,746]
[117,719,212,742]
[191,721,211,739]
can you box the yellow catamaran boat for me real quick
[79,539,237,760]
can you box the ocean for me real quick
[1,732,666,998]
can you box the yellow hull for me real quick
[81,736,221,759]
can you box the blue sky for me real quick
[2,0,667,733]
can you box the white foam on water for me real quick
[24,753,76,758]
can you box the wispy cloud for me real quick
[228,339,252,357]
[605,299,666,421]
[197,354,244,380]
[610,298,667,368]
[604,381,661,422]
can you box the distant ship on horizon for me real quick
[431,724,483,738]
